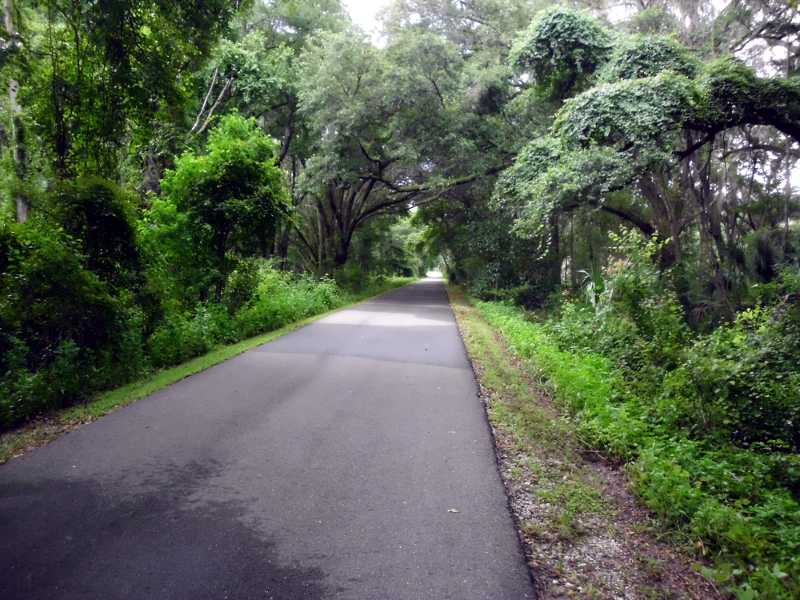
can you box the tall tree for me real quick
[3,0,26,221]
[20,0,240,180]
[499,7,800,319]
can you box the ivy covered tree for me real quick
[497,6,800,318]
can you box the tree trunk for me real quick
[334,241,349,268]
[568,214,576,288]
[274,223,290,269]
[213,227,229,303]
[546,213,560,288]
[784,41,794,253]
[4,0,28,222]
[142,149,163,196]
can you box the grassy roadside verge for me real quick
[452,284,800,599]
[0,277,414,464]
[448,285,719,599]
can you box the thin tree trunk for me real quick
[547,213,560,288]
[569,214,576,288]
[5,0,28,222]
[784,42,794,253]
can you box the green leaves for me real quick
[554,73,697,154]
[509,6,611,99]
[211,33,295,114]
[156,114,290,301]
[19,0,241,176]
[297,30,388,184]
[598,35,699,83]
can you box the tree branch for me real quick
[196,77,233,135]
[191,67,218,134]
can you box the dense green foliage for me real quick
[154,114,290,301]
[0,81,417,429]
[509,6,611,99]
[0,213,404,426]
[417,2,800,597]
[473,240,800,597]
[2,0,799,595]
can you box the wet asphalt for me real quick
[0,278,534,600]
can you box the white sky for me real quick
[344,0,390,36]
[342,0,733,28]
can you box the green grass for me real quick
[468,296,800,599]
[0,277,413,464]
[448,285,609,541]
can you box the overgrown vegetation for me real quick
[451,285,718,598]
[0,107,423,429]
[417,4,800,596]
[469,235,799,597]
[2,0,799,595]
[0,219,410,428]
[1,1,435,431]
[0,274,409,463]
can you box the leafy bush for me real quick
[547,232,689,383]
[547,234,799,453]
[334,262,373,292]
[0,222,120,425]
[0,339,86,427]
[465,231,800,598]
[147,303,234,368]
[223,259,260,314]
[149,265,344,368]
[50,177,142,289]
[471,282,554,310]
[663,296,800,452]
[159,114,291,301]
[236,268,342,338]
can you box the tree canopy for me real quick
[1,2,800,594]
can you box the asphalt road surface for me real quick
[0,278,534,600]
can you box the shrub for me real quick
[0,340,86,426]
[0,222,120,425]
[147,304,234,368]
[160,114,291,301]
[223,259,260,314]
[148,266,345,368]
[334,262,370,292]
[236,268,342,338]
[50,177,141,289]
[0,222,119,356]
[663,298,800,452]
[544,232,689,391]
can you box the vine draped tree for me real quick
[496,6,800,316]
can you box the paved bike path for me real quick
[0,278,534,599]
